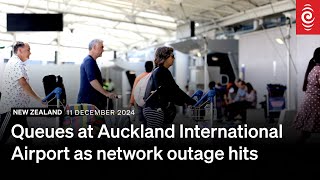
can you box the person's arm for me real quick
[159,69,196,106]
[84,59,117,99]
[129,75,141,107]
[233,89,242,102]
[18,77,42,103]
[129,80,138,107]
[245,91,255,102]
[90,79,117,98]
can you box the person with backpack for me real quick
[143,46,196,129]
[129,61,154,126]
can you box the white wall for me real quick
[239,24,320,110]
[239,25,297,109]
[0,53,4,92]
[175,51,189,89]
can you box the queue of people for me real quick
[0,40,199,146]
[1,39,317,146]
[0,39,118,145]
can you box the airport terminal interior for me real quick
[0,0,320,144]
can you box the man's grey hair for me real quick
[89,39,103,50]
[13,41,25,54]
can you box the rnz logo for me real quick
[301,4,315,31]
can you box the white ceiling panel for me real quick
[0,0,296,52]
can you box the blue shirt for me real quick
[233,88,246,102]
[77,55,104,108]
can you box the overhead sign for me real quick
[7,13,63,32]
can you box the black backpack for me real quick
[42,75,67,107]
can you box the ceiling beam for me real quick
[0,1,176,30]
[71,20,174,36]
[219,0,295,25]
[196,0,295,34]
[165,0,233,7]
[79,0,176,23]
[246,0,258,7]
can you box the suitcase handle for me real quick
[106,96,122,111]
[42,87,62,102]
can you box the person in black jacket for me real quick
[143,46,196,128]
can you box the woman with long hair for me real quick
[294,47,320,143]
[245,82,257,108]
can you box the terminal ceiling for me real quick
[0,0,296,53]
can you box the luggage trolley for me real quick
[42,87,128,131]
[42,87,63,128]
[189,89,216,128]
[42,87,113,139]
[265,84,286,122]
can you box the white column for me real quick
[122,70,130,107]
[56,32,61,65]
[273,61,277,83]
[203,38,209,92]
[286,25,291,110]
[0,52,4,91]
[174,51,189,89]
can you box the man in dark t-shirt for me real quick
[77,39,117,109]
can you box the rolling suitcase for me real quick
[62,104,105,137]
[104,98,131,129]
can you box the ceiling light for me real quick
[275,38,284,44]
[212,57,218,61]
